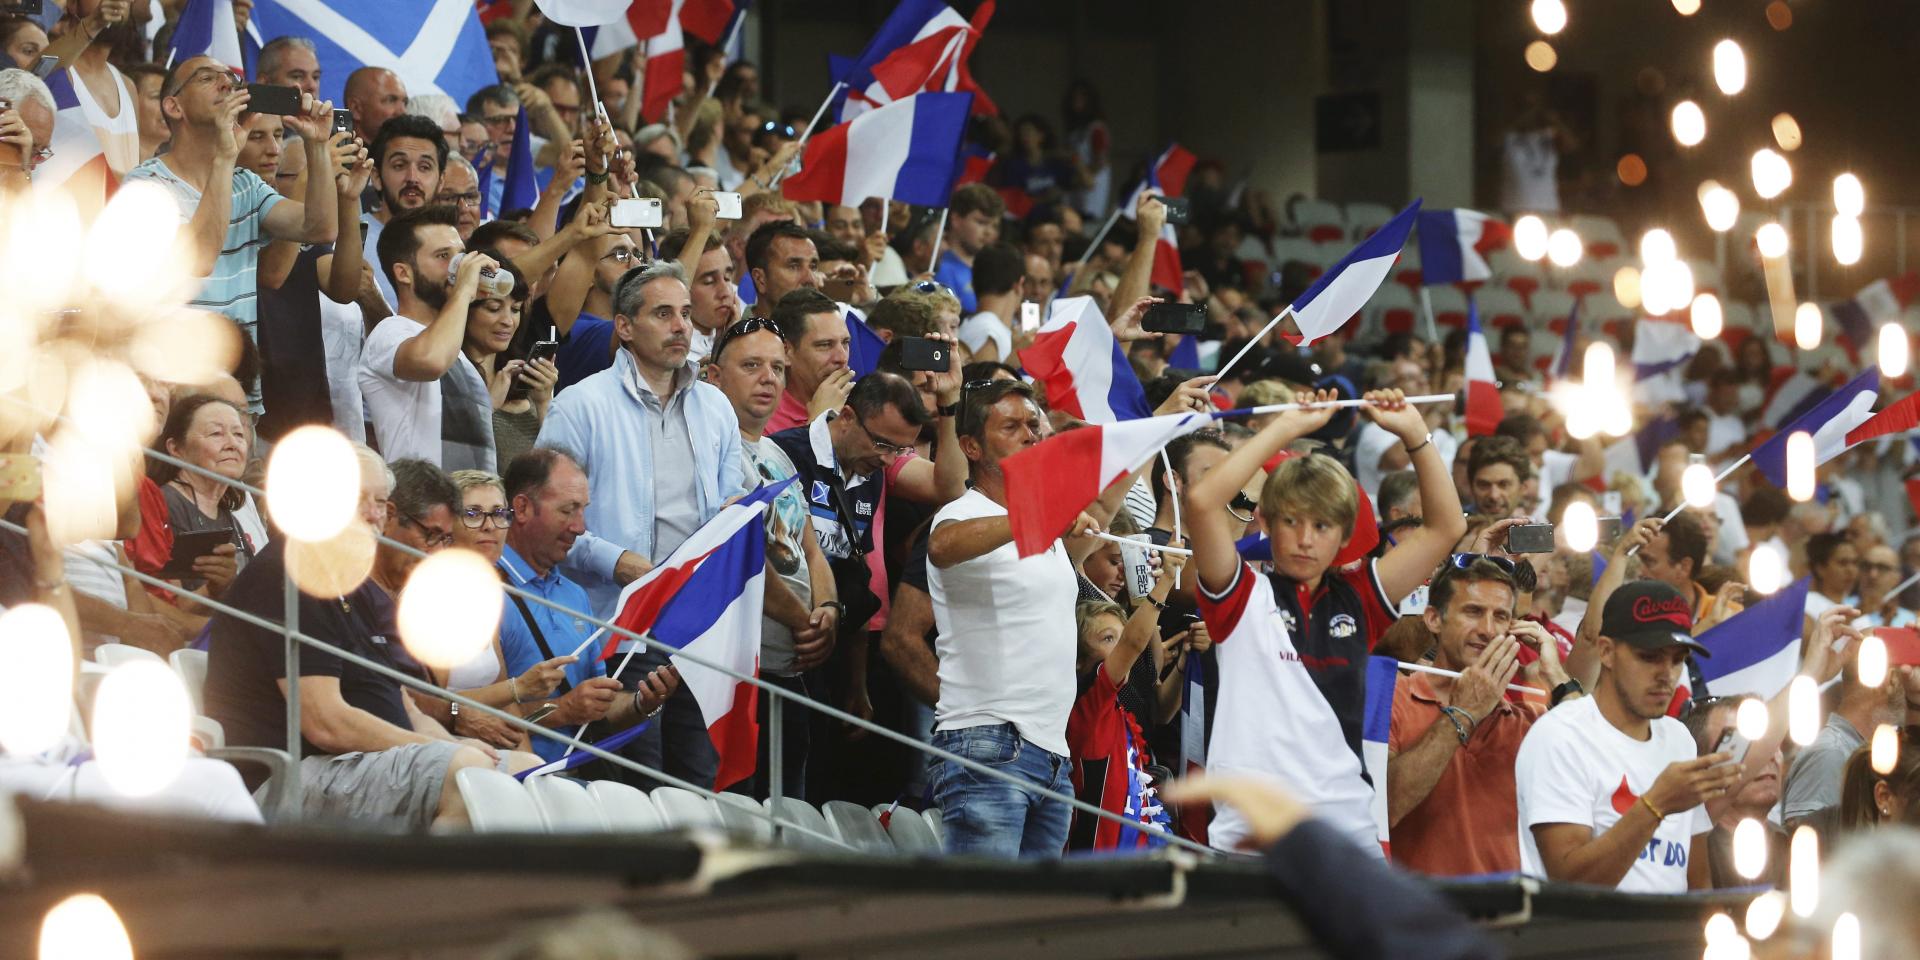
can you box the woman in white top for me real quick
[54,0,140,177]
[429,470,570,751]
[1804,532,1861,619]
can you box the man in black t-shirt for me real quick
[205,449,510,830]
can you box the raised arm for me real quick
[1186,389,1340,593]
[1570,516,1662,689]
[391,252,493,381]
[178,90,246,277]
[321,133,374,303]
[1363,389,1467,603]
[1388,634,1518,826]
[1110,191,1166,313]
[263,96,344,244]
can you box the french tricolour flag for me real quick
[1121,144,1197,294]
[1695,578,1809,699]
[1847,390,1920,446]
[37,71,115,207]
[598,476,793,790]
[1463,299,1501,436]
[1415,208,1510,286]
[1750,368,1880,488]
[780,92,972,209]
[1285,199,1421,346]
[1630,316,1700,407]
[1021,295,1152,426]
[1831,274,1918,364]
[1003,408,1216,557]
[575,0,715,121]
[831,0,995,121]
[1362,656,1398,856]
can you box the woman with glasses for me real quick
[425,470,570,751]
[149,395,257,602]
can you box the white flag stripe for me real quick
[842,96,918,206]
[1705,639,1803,700]
[1293,252,1398,342]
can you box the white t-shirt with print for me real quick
[1514,695,1712,893]
[358,315,442,464]
[928,489,1078,758]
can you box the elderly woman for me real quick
[428,470,570,751]
[148,394,257,600]
[455,250,557,473]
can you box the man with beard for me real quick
[705,317,838,798]
[361,113,447,308]
[359,204,500,466]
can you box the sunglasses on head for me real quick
[913,279,948,295]
[760,120,797,139]
[710,316,784,361]
[1447,552,1517,575]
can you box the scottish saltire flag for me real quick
[780,92,972,208]
[166,0,247,69]
[514,718,652,779]
[844,304,889,377]
[251,0,498,105]
[601,476,792,789]
[1750,369,1880,488]
[1415,208,1510,285]
[1695,579,1810,699]
[35,71,114,204]
[830,0,995,121]
[1285,200,1421,346]
[1362,656,1398,856]
[1463,300,1501,436]
[1022,295,1152,425]
[1002,407,1216,556]
[1630,317,1699,406]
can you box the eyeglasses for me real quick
[398,509,458,549]
[759,120,797,139]
[854,411,915,457]
[1448,552,1517,574]
[603,247,637,264]
[437,191,482,207]
[711,316,783,361]
[165,66,240,99]
[460,506,514,529]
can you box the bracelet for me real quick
[1439,705,1476,745]
[585,170,609,184]
[634,689,665,719]
[1404,433,1432,456]
[1638,794,1666,821]
[508,675,523,705]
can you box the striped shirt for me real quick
[127,157,285,411]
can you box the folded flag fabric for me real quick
[1363,656,1399,856]
[1830,274,1919,364]
[1002,408,1217,557]
[1844,390,1920,446]
[1415,208,1510,286]
[1463,299,1501,436]
[165,0,248,69]
[252,0,498,105]
[1630,317,1700,407]
[1694,578,1810,699]
[602,476,792,789]
[844,304,889,377]
[1021,295,1152,425]
[830,0,995,121]
[780,92,973,209]
[513,718,651,779]
[1750,369,1880,488]
[496,106,537,215]
[1549,301,1580,383]
[1285,199,1421,347]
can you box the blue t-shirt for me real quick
[934,249,977,313]
[496,544,603,762]
[555,313,614,393]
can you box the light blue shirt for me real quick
[536,348,750,618]
[496,544,601,763]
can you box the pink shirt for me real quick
[766,389,810,434]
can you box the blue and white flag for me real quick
[166,0,248,70]
[1286,200,1420,347]
[1362,656,1398,855]
[1750,369,1880,488]
[1415,207,1509,286]
[250,0,499,106]
[1695,578,1811,699]
[514,718,652,779]
[1630,317,1699,406]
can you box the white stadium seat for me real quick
[1345,201,1396,239]
[455,767,546,833]
[715,792,775,843]
[526,776,608,833]
[765,797,842,852]
[95,644,168,669]
[170,648,208,716]
[880,805,942,854]
[652,785,724,829]
[822,800,896,854]
[589,781,664,832]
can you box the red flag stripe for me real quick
[1002,425,1104,557]
[1845,391,1920,446]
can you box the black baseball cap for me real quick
[1599,581,1710,657]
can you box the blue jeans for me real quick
[928,723,1071,858]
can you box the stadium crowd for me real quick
[5,0,1920,900]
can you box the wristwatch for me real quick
[449,702,462,724]
[937,400,961,417]
[1550,678,1584,707]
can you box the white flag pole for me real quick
[1626,454,1754,557]
[573,27,605,115]
[1159,449,1182,541]
[560,635,649,758]
[706,13,748,99]
[1240,392,1456,416]
[767,80,845,189]
[1087,530,1191,556]
[1073,207,1126,277]
[1417,285,1440,343]
[1397,660,1544,697]
[1214,306,1296,381]
[928,208,950,273]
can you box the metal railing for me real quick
[8,424,1222,859]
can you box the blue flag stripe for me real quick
[1696,579,1811,681]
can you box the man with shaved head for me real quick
[345,66,408,143]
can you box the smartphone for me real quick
[1506,523,1556,554]
[31,55,57,79]
[610,197,664,229]
[527,336,560,364]
[712,191,743,220]
[524,703,558,724]
[358,220,369,243]
[0,99,14,167]
[1142,301,1207,335]
[1596,516,1624,545]
[897,336,951,373]
[244,83,303,117]
[1020,301,1041,333]
[1714,729,1752,768]
[332,109,354,135]
[1163,197,1191,225]
[158,527,234,580]
[0,0,44,15]
[0,453,40,503]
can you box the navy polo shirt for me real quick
[1266,561,1398,766]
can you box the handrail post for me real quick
[282,572,302,819]
[769,690,785,843]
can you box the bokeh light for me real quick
[1714,39,1747,94]
[1547,228,1583,267]
[1530,0,1567,34]
[1756,222,1789,259]
[1514,215,1549,261]
[1751,149,1792,199]
[1670,100,1706,146]
[1525,40,1558,72]
[92,660,192,797]
[266,427,361,543]
[1832,216,1863,266]
[1879,323,1909,378]
[38,893,133,960]
[1794,303,1823,350]
[1772,113,1803,150]
[1691,293,1723,339]
[0,605,74,757]
[398,548,505,669]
